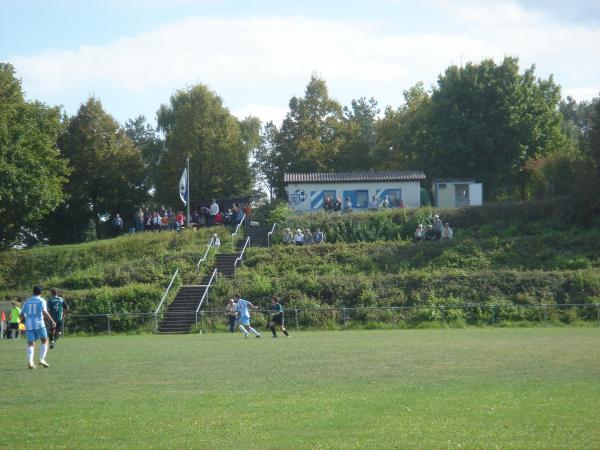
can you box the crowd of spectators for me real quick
[414,214,453,242]
[323,195,405,213]
[110,201,250,236]
[282,227,325,245]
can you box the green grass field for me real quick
[1,328,600,449]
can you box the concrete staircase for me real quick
[157,226,272,334]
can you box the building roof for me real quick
[284,170,426,184]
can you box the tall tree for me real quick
[421,57,566,200]
[0,63,70,247]
[336,97,379,171]
[52,97,147,241]
[156,84,257,207]
[263,75,344,197]
[124,115,164,190]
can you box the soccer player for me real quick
[234,293,261,338]
[269,296,290,338]
[47,288,68,349]
[20,286,56,369]
[8,300,21,339]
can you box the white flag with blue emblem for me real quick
[179,168,188,206]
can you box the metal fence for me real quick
[59,303,600,335]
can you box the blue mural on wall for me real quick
[289,189,307,206]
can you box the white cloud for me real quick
[8,7,600,126]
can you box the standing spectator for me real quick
[441,223,454,240]
[243,203,252,227]
[268,296,290,338]
[47,288,68,349]
[294,229,305,246]
[368,195,379,210]
[215,210,223,225]
[112,214,123,237]
[382,196,389,209]
[432,214,443,240]
[323,197,333,211]
[20,286,56,369]
[190,209,201,229]
[314,228,325,244]
[134,209,144,232]
[225,299,237,333]
[9,301,21,339]
[282,228,293,244]
[333,198,342,212]
[224,208,233,225]
[209,199,219,226]
[304,228,313,244]
[414,224,425,242]
[234,294,261,338]
[344,196,353,213]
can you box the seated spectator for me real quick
[432,214,443,240]
[294,229,305,246]
[210,233,221,247]
[160,213,170,231]
[282,228,293,244]
[368,195,379,210]
[314,228,325,244]
[344,196,353,213]
[441,223,453,240]
[414,224,425,242]
[152,212,161,231]
[425,224,436,241]
[224,209,233,225]
[304,228,313,244]
[190,210,201,229]
[333,198,342,212]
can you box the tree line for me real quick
[1,57,599,247]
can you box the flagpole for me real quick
[186,155,190,226]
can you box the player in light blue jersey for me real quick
[234,293,261,338]
[20,286,56,369]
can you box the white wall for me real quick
[285,181,422,211]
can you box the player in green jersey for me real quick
[268,296,290,338]
[47,288,68,349]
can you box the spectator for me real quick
[225,299,237,333]
[243,203,252,227]
[9,300,21,339]
[211,233,221,247]
[398,200,405,209]
[368,195,379,210]
[282,228,293,244]
[112,214,123,237]
[442,223,453,240]
[425,224,437,241]
[432,214,443,240]
[160,213,170,231]
[175,211,185,230]
[304,228,313,244]
[323,197,333,212]
[344,196,353,213]
[382,196,389,209]
[333,198,342,212]
[215,210,223,225]
[190,210,201,229]
[134,209,144,232]
[224,208,233,225]
[314,228,325,244]
[209,199,219,226]
[294,229,305,246]
[414,224,425,242]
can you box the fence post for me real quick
[543,305,548,327]
[597,304,599,328]
[491,305,495,327]
[294,309,299,332]
[343,308,348,331]
[201,311,204,334]
[441,306,446,328]
[154,313,158,333]
[107,314,111,336]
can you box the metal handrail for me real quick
[231,213,246,239]
[196,240,214,270]
[153,268,179,331]
[195,268,218,322]
[233,236,251,276]
[267,222,277,246]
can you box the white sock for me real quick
[40,343,48,361]
[248,326,260,336]
[239,325,248,335]
[27,347,34,364]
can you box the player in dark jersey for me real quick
[268,296,290,338]
[47,288,68,349]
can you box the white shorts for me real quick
[239,316,250,326]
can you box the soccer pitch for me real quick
[2,329,600,449]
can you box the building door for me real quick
[454,184,470,208]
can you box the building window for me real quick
[355,190,368,208]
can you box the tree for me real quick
[51,97,148,242]
[262,75,344,198]
[124,115,164,190]
[0,63,70,247]
[421,57,567,200]
[155,84,257,207]
[335,97,379,171]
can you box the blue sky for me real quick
[2,0,599,126]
